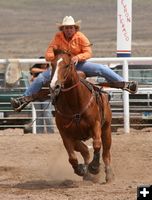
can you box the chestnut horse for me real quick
[50,51,114,182]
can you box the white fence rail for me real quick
[0,57,152,134]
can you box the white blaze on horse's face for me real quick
[50,57,63,90]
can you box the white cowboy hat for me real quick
[57,16,81,29]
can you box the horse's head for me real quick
[50,50,77,91]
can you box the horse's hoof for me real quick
[74,164,88,176]
[105,168,115,183]
[88,163,100,175]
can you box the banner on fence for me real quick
[117,0,132,57]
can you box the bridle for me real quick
[60,63,80,92]
[53,56,80,93]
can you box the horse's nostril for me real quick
[55,84,61,90]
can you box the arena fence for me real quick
[0,57,152,134]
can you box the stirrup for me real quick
[123,81,138,94]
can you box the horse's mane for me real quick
[53,49,70,56]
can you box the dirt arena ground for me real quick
[0,0,152,200]
[0,129,152,200]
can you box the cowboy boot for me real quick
[11,96,33,112]
[123,81,138,94]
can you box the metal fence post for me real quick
[32,103,37,134]
[123,59,130,133]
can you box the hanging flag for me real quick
[117,0,132,57]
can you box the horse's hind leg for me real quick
[102,123,114,183]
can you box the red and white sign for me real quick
[117,0,132,57]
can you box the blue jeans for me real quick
[24,62,124,96]
[24,68,51,96]
[76,61,124,82]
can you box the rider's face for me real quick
[62,26,76,40]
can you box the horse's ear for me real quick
[53,49,72,57]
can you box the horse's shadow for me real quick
[12,179,93,190]
[0,177,105,191]
[13,175,106,190]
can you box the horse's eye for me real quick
[65,64,69,68]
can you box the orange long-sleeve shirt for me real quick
[45,31,92,62]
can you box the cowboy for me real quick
[11,16,137,112]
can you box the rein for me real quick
[61,79,80,92]
[57,62,80,92]
[54,80,96,128]
[55,88,96,128]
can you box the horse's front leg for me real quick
[61,135,88,176]
[75,140,90,165]
[88,121,101,174]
